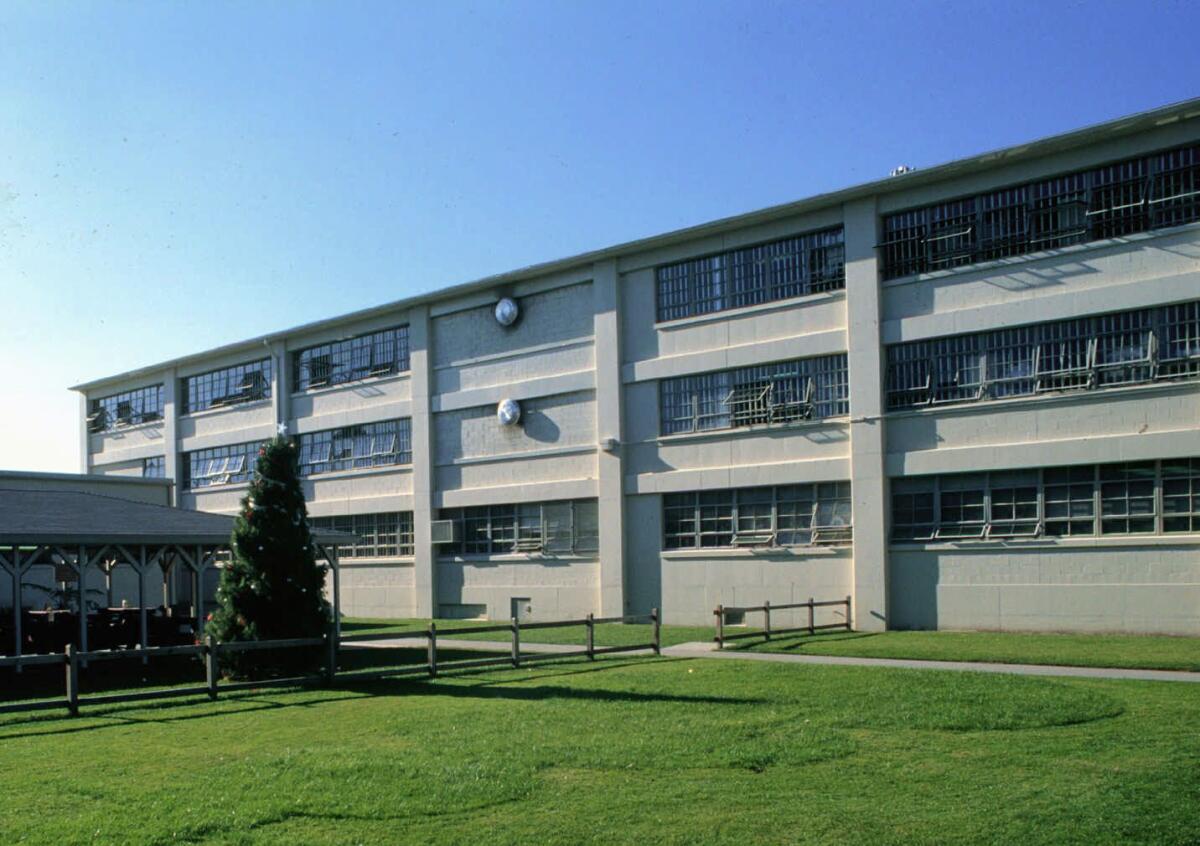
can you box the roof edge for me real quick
[71,95,1200,393]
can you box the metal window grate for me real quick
[89,385,163,433]
[292,326,410,391]
[183,359,272,413]
[183,441,264,489]
[655,228,845,321]
[296,419,412,476]
[141,456,166,479]
[661,483,853,550]
[311,512,414,558]
[660,353,849,435]
[885,301,1200,410]
[440,500,599,556]
[881,143,1200,280]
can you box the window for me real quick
[183,441,263,489]
[183,359,272,413]
[885,301,1200,410]
[142,456,166,479]
[660,354,849,435]
[310,512,414,558]
[88,385,163,433]
[440,500,599,555]
[296,419,412,476]
[881,143,1200,279]
[292,326,410,391]
[662,484,853,550]
[656,228,845,321]
[891,460,1200,541]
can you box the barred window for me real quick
[891,459,1200,542]
[655,228,845,321]
[662,483,853,550]
[660,353,849,435]
[293,326,410,391]
[885,301,1200,410]
[881,143,1200,279]
[142,456,166,479]
[183,441,264,489]
[88,385,163,433]
[310,512,414,558]
[183,359,272,413]
[440,500,599,556]
[296,419,412,476]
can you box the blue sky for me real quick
[1,0,1197,472]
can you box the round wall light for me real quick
[497,398,522,427]
[494,297,520,327]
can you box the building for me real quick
[72,99,1200,634]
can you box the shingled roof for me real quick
[0,488,352,547]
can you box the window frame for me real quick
[182,359,273,414]
[661,484,854,551]
[292,326,410,391]
[88,385,164,433]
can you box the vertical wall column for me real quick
[78,393,92,474]
[271,340,291,431]
[408,305,438,618]
[162,368,179,506]
[844,197,889,632]
[593,260,627,616]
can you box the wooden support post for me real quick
[65,644,79,717]
[137,549,149,665]
[651,607,661,656]
[510,617,520,668]
[9,547,22,674]
[194,548,205,637]
[715,605,724,650]
[808,597,815,636]
[845,594,853,631]
[77,547,89,669]
[763,600,771,642]
[205,635,219,700]
[325,621,338,684]
[585,613,595,661]
[330,548,342,640]
[427,623,437,678]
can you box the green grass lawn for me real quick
[0,655,1197,844]
[737,630,1200,672]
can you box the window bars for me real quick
[881,143,1200,279]
[662,482,853,550]
[183,359,272,413]
[88,385,164,433]
[296,419,412,477]
[183,441,264,489]
[890,459,1200,541]
[660,354,849,435]
[309,512,415,558]
[655,227,845,321]
[439,500,600,556]
[292,326,410,391]
[885,301,1200,410]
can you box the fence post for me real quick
[427,623,437,678]
[845,594,853,631]
[715,605,724,650]
[325,621,338,684]
[586,613,595,661]
[651,607,661,656]
[763,600,771,642]
[205,635,219,700]
[65,644,79,717]
[808,597,815,636]
[511,617,520,668]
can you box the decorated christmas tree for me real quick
[207,433,331,678]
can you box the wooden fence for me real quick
[0,609,661,717]
[713,596,851,649]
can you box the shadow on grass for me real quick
[733,631,884,652]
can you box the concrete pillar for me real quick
[271,340,291,430]
[162,368,179,506]
[592,260,626,616]
[78,393,91,473]
[408,305,438,618]
[844,197,889,632]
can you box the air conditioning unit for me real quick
[430,520,458,544]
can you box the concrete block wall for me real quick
[75,101,1200,633]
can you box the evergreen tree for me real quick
[208,434,331,678]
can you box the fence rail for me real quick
[714,596,851,649]
[0,610,662,717]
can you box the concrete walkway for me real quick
[661,641,1200,683]
[349,636,1200,683]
